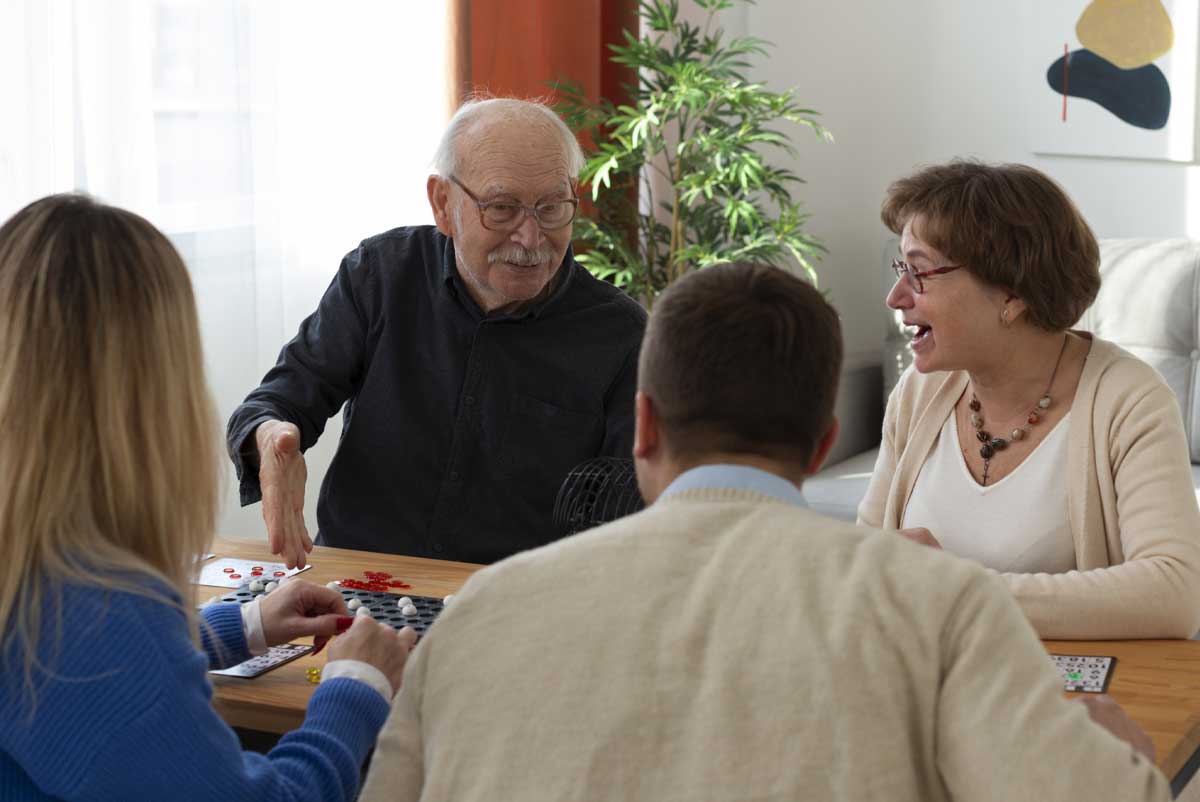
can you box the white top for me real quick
[902,411,1076,574]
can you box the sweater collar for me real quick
[658,464,808,508]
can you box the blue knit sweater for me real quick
[0,582,390,801]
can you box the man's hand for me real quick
[898,527,942,549]
[256,419,313,569]
[328,617,419,699]
[1079,694,1156,763]
[258,579,349,647]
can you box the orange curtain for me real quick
[451,0,636,109]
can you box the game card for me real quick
[209,643,314,679]
[1050,654,1116,693]
[197,558,311,588]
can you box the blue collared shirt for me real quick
[658,464,808,508]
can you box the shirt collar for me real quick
[658,464,808,508]
[441,240,578,321]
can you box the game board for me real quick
[211,584,446,638]
[1049,654,1115,693]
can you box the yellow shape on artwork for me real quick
[1076,0,1174,69]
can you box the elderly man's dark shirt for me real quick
[227,226,646,563]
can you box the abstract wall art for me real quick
[1026,0,1199,161]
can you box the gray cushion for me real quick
[802,448,879,522]
[1077,239,1200,463]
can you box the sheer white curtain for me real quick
[0,0,452,539]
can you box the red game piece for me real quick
[252,566,263,571]
[250,571,262,577]
[230,574,241,579]
[274,571,285,577]
[223,567,235,573]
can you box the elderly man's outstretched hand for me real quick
[256,419,313,569]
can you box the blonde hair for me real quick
[0,194,220,688]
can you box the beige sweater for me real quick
[359,490,1168,802]
[859,335,1200,639]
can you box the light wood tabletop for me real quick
[203,537,1200,791]
[1043,638,1200,794]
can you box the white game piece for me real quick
[442,594,455,607]
[356,606,373,617]
[264,581,278,594]
[248,579,265,592]
[326,581,340,589]
[401,604,418,617]
[397,596,413,607]
[347,598,362,611]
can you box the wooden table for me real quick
[1044,638,1200,796]
[201,536,483,734]
[203,537,1200,793]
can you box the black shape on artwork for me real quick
[1047,49,1170,130]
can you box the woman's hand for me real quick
[258,579,349,647]
[328,618,418,698]
[898,527,942,549]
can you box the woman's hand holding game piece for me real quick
[259,579,349,647]
[328,617,418,698]
[256,419,313,569]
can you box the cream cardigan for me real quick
[359,490,1168,801]
[859,335,1200,639]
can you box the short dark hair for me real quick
[881,160,1100,331]
[638,263,843,466]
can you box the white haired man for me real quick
[228,98,647,566]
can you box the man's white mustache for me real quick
[488,244,555,266]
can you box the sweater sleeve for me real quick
[1004,379,1200,639]
[857,371,904,528]
[226,246,373,506]
[357,637,429,802]
[935,575,1170,802]
[3,596,390,802]
[199,601,251,669]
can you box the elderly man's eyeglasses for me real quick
[448,175,579,232]
[891,258,964,294]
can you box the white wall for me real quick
[729,0,1200,370]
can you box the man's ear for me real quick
[804,416,840,477]
[633,391,659,460]
[427,175,454,237]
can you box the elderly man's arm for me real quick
[227,246,374,567]
[227,248,372,504]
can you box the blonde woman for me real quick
[0,195,415,801]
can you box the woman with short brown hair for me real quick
[860,160,1200,639]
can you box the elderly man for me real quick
[359,263,1168,802]
[227,98,646,566]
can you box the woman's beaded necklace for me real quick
[968,335,1068,486]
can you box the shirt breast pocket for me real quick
[501,393,603,492]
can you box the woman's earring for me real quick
[1001,307,1010,327]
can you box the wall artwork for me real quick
[1027,0,1198,162]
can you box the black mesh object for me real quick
[552,457,645,537]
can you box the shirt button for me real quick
[432,543,444,553]
[449,470,460,481]
[465,395,476,406]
